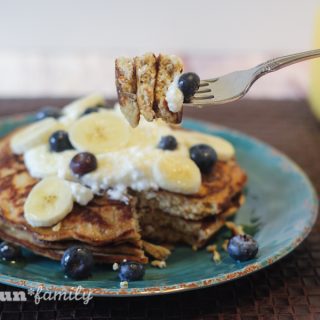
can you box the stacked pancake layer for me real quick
[115,53,184,127]
[137,160,247,249]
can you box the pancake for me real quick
[135,53,157,121]
[136,160,247,221]
[115,53,184,126]
[138,193,244,249]
[115,57,140,127]
[0,221,146,263]
[0,133,147,263]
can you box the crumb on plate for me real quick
[142,240,171,260]
[52,222,61,232]
[206,244,221,263]
[222,239,229,252]
[151,260,167,268]
[225,221,244,235]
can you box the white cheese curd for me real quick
[80,144,191,201]
[22,105,235,203]
[107,185,129,204]
[166,76,184,113]
[66,181,94,206]
[81,147,162,202]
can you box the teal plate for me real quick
[0,115,318,296]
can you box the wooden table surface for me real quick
[0,98,319,320]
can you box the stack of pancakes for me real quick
[136,160,246,249]
[0,130,247,264]
[0,134,146,263]
[115,53,183,127]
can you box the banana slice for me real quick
[69,112,130,153]
[24,145,59,178]
[127,117,175,148]
[24,177,73,227]
[174,131,235,161]
[24,145,77,179]
[127,124,161,148]
[153,153,201,194]
[10,118,62,155]
[63,93,106,120]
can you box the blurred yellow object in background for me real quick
[309,8,320,120]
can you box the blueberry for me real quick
[178,72,200,102]
[0,242,21,261]
[49,130,74,152]
[118,261,145,282]
[36,106,62,121]
[189,144,217,174]
[70,152,97,176]
[61,246,94,280]
[227,234,259,262]
[80,107,100,117]
[157,135,178,151]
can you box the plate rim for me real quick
[0,116,318,297]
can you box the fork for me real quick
[187,49,320,106]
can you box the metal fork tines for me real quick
[192,81,216,104]
[186,49,320,107]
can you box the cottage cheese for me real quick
[19,101,235,204]
[166,76,184,113]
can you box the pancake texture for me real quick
[115,57,140,128]
[135,53,157,122]
[137,161,247,220]
[138,194,244,249]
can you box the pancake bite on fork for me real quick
[115,53,201,127]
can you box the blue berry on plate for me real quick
[118,261,145,281]
[70,152,97,176]
[49,130,74,152]
[0,242,21,261]
[61,246,94,280]
[227,234,259,262]
[36,106,62,121]
[189,144,217,174]
[178,72,200,102]
[157,135,178,150]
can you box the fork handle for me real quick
[255,49,320,76]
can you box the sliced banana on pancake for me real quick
[174,131,235,161]
[62,93,106,120]
[153,153,201,194]
[10,118,63,155]
[24,177,73,227]
[24,144,77,179]
[24,145,59,178]
[69,111,130,154]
